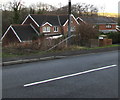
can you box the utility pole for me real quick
[68,0,71,46]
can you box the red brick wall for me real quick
[99,24,116,30]
[3,28,20,46]
[99,38,112,47]
[23,15,79,35]
[63,16,78,34]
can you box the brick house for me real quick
[2,14,79,45]
[22,14,79,36]
[1,24,39,45]
[77,16,117,33]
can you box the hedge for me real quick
[100,32,120,44]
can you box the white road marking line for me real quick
[24,64,117,87]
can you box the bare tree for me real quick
[8,0,24,24]
[55,3,98,16]
[29,2,57,14]
[29,4,36,14]
[75,23,99,46]
[89,5,98,16]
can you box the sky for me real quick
[1,0,119,13]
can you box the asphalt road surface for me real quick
[2,50,119,98]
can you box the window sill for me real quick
[43,31,51,33]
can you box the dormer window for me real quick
[43,26,50,33]
[54,26,58,32]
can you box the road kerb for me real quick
[2,56,66,66]
[2,48,119,66]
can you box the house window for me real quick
[54,26,58,32]
[71,26,75,32]
[43,26,50,32]
[106,24,112,29]
[93,25,96,28]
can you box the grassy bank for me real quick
[2,44,119,58]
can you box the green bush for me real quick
[108,32,120,44]
[100,32,120,44]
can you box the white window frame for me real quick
[71,20,73,23]
[54,26,58,32]
[43,26,51,33]
[71,26,75,32]
[106,24,112,29]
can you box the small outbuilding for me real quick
[1,24,39,46]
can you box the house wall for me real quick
[77,17,117,33]
[2,28,20,46]
[98,24,117,33]
[77,19,84,24]
[23,15,78,35]
[99,24,116,30]
[63,16,78,34]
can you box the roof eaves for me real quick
[30,24,39,35]
[21,15,29,25]
[77,17,86,24]
[29,15,40,27]
[42,22,52,27]
[71,14,79,25]
[1,25,11,40]
[96,22,118,25]
[11,26,22,42]
[63,20,68,26]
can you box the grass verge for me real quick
[2,44,119,58]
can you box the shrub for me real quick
[75,23,99,46]
[100,32,120,44]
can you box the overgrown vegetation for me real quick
[2,36,65,57]
[100,32,120,44]
[3,42,119,58]
[74,23,99,46]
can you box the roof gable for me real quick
[58,15,68,26]
[30,14,60,26]
[28,14,76,26]
[61,14,79,26]
[22,15,40,27]
[42,22,53,26]
[1,25,22,42]
[12,25,39,41]
[22,14,79,27]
